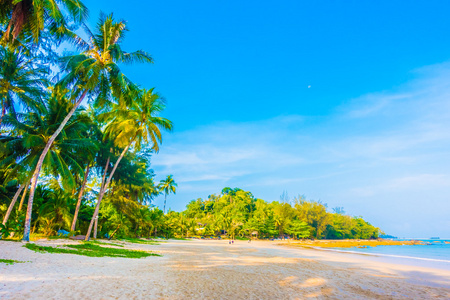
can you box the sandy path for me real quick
[1,239,450,299]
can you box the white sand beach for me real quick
[1,239,450,299]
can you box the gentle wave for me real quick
[315,247,450,263]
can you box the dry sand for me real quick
[1,239,450,299]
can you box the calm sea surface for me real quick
[330,239,450,266]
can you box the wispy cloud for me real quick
[152,62,450,238]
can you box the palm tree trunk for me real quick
[100,154,111,193]
[2,181,26,226]
[23,90,88,242]
[18,181,30,211]
[85,142,132,241]
[163,194,167,214]
[93,217,98,239]
[108,224,121,240]
[90,154,111,238]
[70,164,91,231]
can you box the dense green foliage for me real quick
[164,187,380,240]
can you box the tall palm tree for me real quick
[22,13,152,241]
[84,88,172,240]
[0,46,48,125]
[0,0,88,43]
[158,175,177,214]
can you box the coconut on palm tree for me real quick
[22,13,153,241]
[158,175,177,214]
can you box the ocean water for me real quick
[330,239,450,267]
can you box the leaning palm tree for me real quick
[0,0,88,43]
[84,88,172,240]
[158,175,177,214]
[22,13,152,241]
[0,46,48,125]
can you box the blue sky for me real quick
[83,1,450,238]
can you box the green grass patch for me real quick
[0,238,21,242]
[234,236,251,241]
[0,258,26,265]
[24,242,160,258]
[88,240,124,247]
[120,237,161,245]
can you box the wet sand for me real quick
[1,239,449,299]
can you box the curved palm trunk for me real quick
[92,154,112,238]
[70,164,91,231]
[108,224,121,240]
[93,217,98,239]
[85,142,132,241]
[18,181,30,211]
[2,181,26,226]
[23,90,88,242]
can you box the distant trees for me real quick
[175,188,380,240]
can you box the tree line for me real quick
[164,187,380,240]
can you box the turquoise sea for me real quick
[329,239,450,269]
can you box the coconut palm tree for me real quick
[22,13,152,241]
[0,0,88,43]
[158,175,177,214]
[84,88,172,240]
[0,46,48,125]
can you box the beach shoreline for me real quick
[1,239,449,299]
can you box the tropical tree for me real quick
[286,219,310,239]
[0,0,88,43]
[158,175,177,214]
[22,13,153,241]
[84,88,172,240]
[0,46,48,125]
